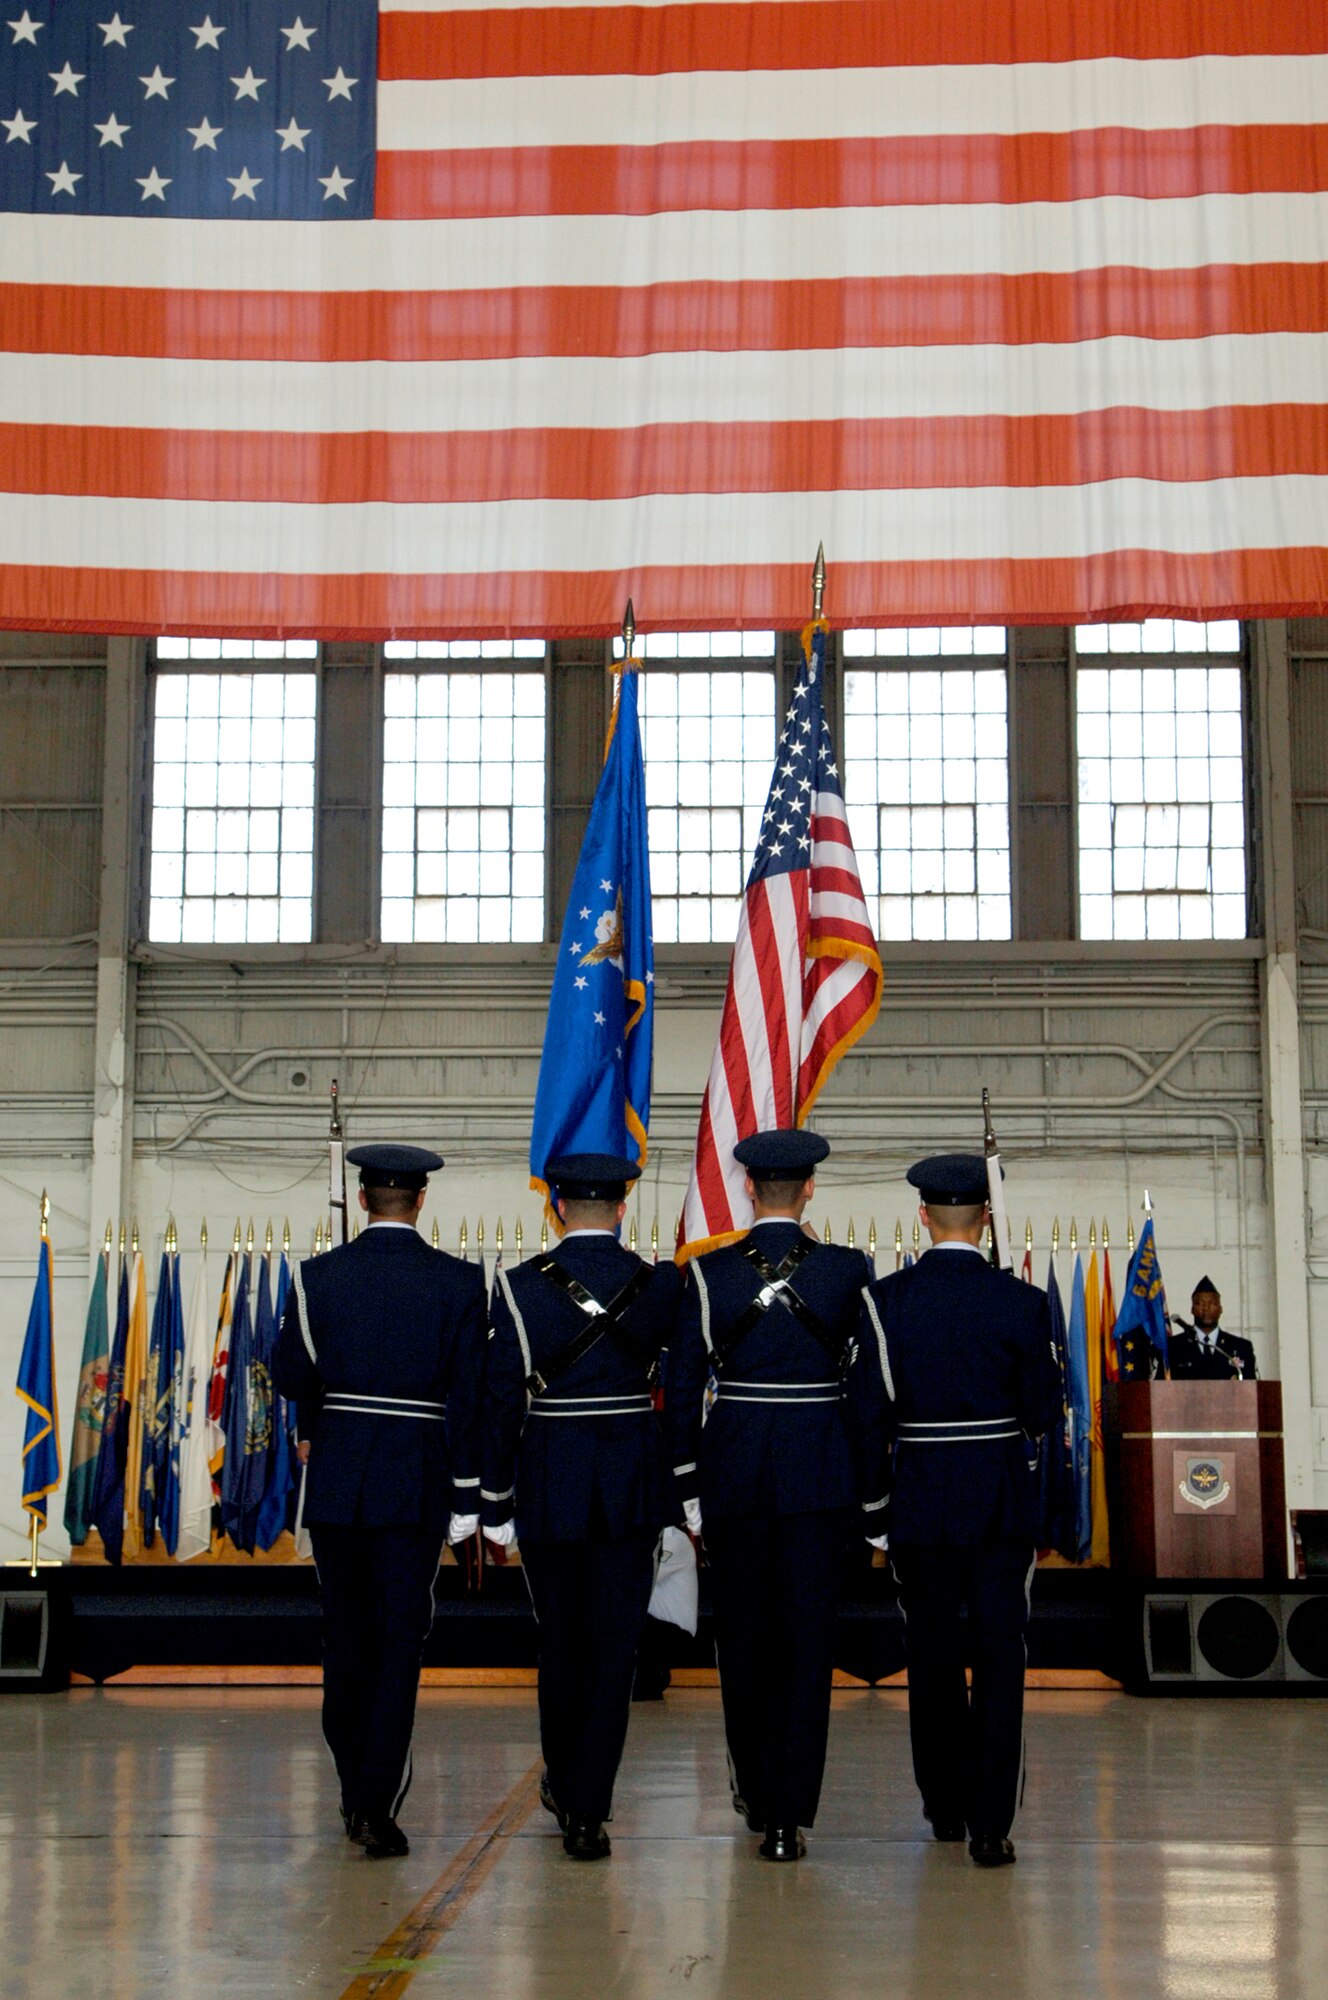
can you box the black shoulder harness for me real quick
[526,1255,657,1395]
[710,1236,847,1375]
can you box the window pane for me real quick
[845,663,1011,940]
[638,656,776,941]
[381,669,546,941]
[1075,659,1246,939]
[148,663,317,943]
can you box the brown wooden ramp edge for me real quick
[339,1759,544,2000]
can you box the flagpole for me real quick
[982,1088,1012,1270]
[8,1190,61,1574]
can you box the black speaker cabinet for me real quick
[0,1575,70,1693]
[1138,1585,1328,1693]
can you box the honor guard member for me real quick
[850,1154,1063,1868]
[480,1153,681,1861]
[1169,1278,1258,1379]
[665,1128,873,1863]
[272,1143,486,1860]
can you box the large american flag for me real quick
[678,621,882,1257]
[2,1,1328,638]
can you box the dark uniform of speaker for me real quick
[272,1144,486,1854]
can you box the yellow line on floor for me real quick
[339,1759,544,2000]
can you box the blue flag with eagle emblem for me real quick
[530,662,653,1200]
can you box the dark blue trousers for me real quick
[891,1538,1035,1839]
[521,1530,658,1824]
[310,1522,442,1821]
[705,1508,851,1829]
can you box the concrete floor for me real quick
[1,1687,1326,1999]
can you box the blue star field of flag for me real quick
[749,632,842,887]
[1,1,376,216]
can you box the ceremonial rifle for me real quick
[328,1079,348,1245]
[982,1088,1011,1270]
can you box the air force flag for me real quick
[530,663,653,1197]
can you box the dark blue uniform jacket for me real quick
[272,1227,486,1535]
[666,1224,873,1522]
[851,1246,1063,1548]
[1169,1326,1258,1379]
[481,1235,680,1544]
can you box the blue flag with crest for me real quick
[16,1238,60,1527]
[529,663,653,1195]
[1113,1216,1170,1378]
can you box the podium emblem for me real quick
[1179,1457,1232,1511]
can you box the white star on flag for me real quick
[322,66,356,100]
[136,166,170,201]
[189,15,224,48]
[94,112,130,146]
[46,159,80,194]
[49,61,83,94]
[319,165,353,201]
[275,117,309,151]
[139,66,172,99]
[594,1011,606,1026]
[579,907,590,920]
[98,13,132,45]
[188,117,222,151]
[227,166,261,201]
[281,17,316,50]
[231,67,265,101]
[600,879,613,893]
[8,11,42,45]
[2,107,36,142]
[574,976,587,990]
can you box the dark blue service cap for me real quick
[547,1152,642,1200]
[346,1143,444,1188]
[906,1153,995,1206]
[733,1128,831,1178]
[1192,1275,1218,1296]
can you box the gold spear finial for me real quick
[314,1219,324,1254]
[166,1216,177,1254]
[1088,1220,1096,1250]
[352,1219,360,1239]
[131,1219,139,1254]
[629,1216,638,1251]
[460,1217,468,1257]
[823,1217,832,1244]
[541,1216,549,1254]
[200,1219,208,1252]
[39,1189,49,1240]
[264,1219,274,1255]
[516,1219,524,1259]
[1127,1215,1136,1253]
[1102,1218,1110,1250]
[1025,1217,1033,1252]
[650,1216,658,1259]
[431,1218,440,1248]
[282,1217,291,1254]
[118,1222,126,1256]
[325,1214,333,1247]
[476,1217,485,1252]
[104,1219,114,1255]
[232,1218,242,1253]
[622,598,636,662]
[812,542,826,619]
[245,1217,255,1255]
[1052,1217,1060,1254]
[847,1217,856,1248]
[868,1218,877,1260]
[1069,1218,1078,1254]
[912,1216,921,1252]
[496,1218,504,1253]
[894,1219,903,1267]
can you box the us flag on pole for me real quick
[678,622,883,1258]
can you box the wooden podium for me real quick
[1109,1380,1287,1580]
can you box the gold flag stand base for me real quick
[4,1516,63,1576]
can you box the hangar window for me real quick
[1076,663,1247,940]
[381,666,547,943]
[148,652,317,944]
[1075,620,1241,655]
[843,647,1012,943]
[619,640,777,943]
[842,626,1008,659]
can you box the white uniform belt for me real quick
[528,1393,653,1418]
[323,1393,447,1422]
[897,1417,1020,1443]
[716,1380,841,1405]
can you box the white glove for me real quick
[866,1534,889,1552]
[446,1512,479,1544]
[683,1498,702,1536]
[483,1520,516,1548]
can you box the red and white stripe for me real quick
[679,781,882,1257]
[2,0,1327,635]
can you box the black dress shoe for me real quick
[563,1817,611,1861]
[341,1809,369,1845]
[925,1813,967,1843]
[969,1833,1016,1868]
[363,1818,410,1859]
[539,1771,568,1830]
[733,1793,766,1834]
[759,1824,806,1862]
